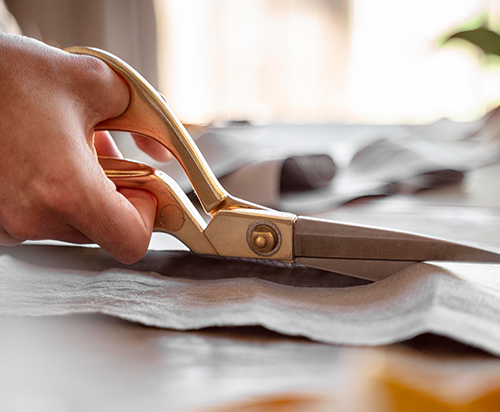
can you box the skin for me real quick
[0,33,171,263]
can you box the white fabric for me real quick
[2,250,500,355]
[130,116,500,213]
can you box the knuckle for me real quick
[69,54,128,121]
[69,54,109,88]
[79,54,109,75]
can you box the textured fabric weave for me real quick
[2,245,500,355]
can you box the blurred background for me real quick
[155,0,500,125]
[6,0,500,125]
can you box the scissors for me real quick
[66,47,500,282]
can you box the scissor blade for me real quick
[295,257,416,281]
[294,216,500,263]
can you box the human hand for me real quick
[0,34,162,263]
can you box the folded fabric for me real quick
[115,129,336,209]
[117,119,500,213]
[2,244,500,355]
[281,131,500,212]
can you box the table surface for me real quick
[2,151,500,412]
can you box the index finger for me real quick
[132,134,172,162]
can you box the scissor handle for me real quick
[67,47,295,262]
[99,157,217,255]
[66,46,258,216]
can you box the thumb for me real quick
[70,166,157,264]
[106,188,157,263]
[118,188,157,235]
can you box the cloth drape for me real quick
[2,244,500,355]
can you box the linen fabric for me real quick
[2,245,500,355]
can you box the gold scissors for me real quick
[67,47,500,282]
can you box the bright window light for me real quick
[154,0,500,124]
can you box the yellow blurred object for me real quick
[384,379,500,412]
[196,345,500,412]
[372,349,500,412]
[200,394,335,412]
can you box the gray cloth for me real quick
[2,244,500,355]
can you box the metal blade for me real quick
[296,257,416,281]
[294,216,500,263]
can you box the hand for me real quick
[0,34,159,263]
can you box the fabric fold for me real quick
[2,245,500,355]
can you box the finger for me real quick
[1,211,94,245]
[42,226,93,245]
[100,188,157,263]
[132,134,172,162]
[70,169,157,264]
[69,53,131,124]
[118,188,157,232]
[94,131,123,158]
[0,226,22,246]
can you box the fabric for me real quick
[2,244,500,355]
[117,129,337,209]
[125,114,500,213]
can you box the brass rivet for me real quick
[250,225,278,254]
[254,235,267,248]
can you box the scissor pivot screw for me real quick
[248,223,280,255]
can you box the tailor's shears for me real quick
[67,47,500,281]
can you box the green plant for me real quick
[441,11,500,57]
